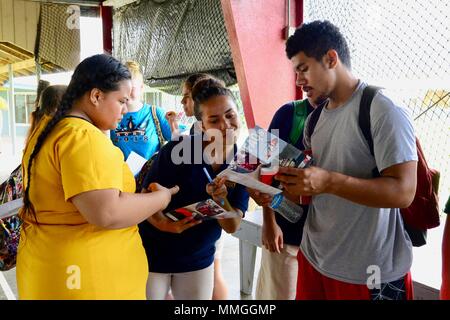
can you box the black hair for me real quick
[184,73,213,90]
[34,80,50,109]
[190,77,232,121]
[28,85,67,143]
[286,20,351,69]
[22,54,131,221]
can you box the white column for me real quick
[7,64,16,156]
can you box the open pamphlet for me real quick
[165,199,241,221]
[126,151,148,176]
[218,126,312,195]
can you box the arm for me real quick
[277,161,417,208]
[441,216,450,299]
[247,187,285,253]
[261,206,284,253]
[165,111,179,134]
[157,106,173,141]
[71,183,179,229]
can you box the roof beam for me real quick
[0,58,35,75]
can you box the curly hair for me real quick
[286,20,351,69]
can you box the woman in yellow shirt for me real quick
[17,54,178,299]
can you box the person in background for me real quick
[248,96,325,300]
[139,78,249,300]
[441,195,450,299]
[110,60,172,162]
[164,73,215,138]
[17,54,178,299]
[26,85,67,144]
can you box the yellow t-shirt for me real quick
[17,117,148,299]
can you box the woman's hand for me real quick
[148,182,179,209]
[147,212,201,234]
[165,111,179,132]
[206,176,228,206]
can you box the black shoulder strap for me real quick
[306,100,326,141]
[358,85,382,156]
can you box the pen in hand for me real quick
[202,167,232,210]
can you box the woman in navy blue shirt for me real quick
[139,78,249,300]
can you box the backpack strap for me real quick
[305,100,326,144]
[358,85,382,177]
[151,105,166,147]
[289,100,308,145]
[358,85,382,157]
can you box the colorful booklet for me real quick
[165,199,240,221]
[218,126,312,195]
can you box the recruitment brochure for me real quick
[218,126,312,195]
[165,199,240,221]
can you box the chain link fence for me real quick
[113,0,236,95]
[304,0,450,205]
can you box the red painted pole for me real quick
[295,0,304,100]
[221,0,300,129]
[100,5,113,55]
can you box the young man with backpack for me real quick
[276,20,418,300]
[249,97,319,299]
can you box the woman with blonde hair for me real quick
[110,60,172,164]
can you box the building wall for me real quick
[0,0,40,52]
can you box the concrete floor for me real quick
[0,231,261,300]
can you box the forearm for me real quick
[73,189,170,230]
[106,191,170,228]
[218,209,242,233]
[263,206,277,225]
[326,171,415,208]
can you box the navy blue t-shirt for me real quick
[268,100,314,246]
[138,135,249,273]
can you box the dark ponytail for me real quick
[27,85,67,145]
[190,77,232,121]
[21,54,131,221]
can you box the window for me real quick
[14,93,36,125]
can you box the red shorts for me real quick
[296,250,414,300]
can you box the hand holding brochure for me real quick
[218,126,312,195]
[165,199,240,221]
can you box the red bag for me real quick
[400,139,440,230]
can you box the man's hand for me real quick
[275,166,332,196]
[247,187,273,207]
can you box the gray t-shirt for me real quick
[302,81,418,285]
